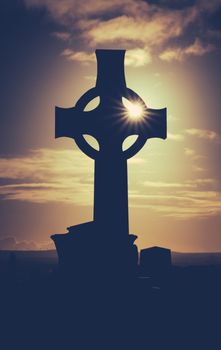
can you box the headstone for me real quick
[140,246,172,277]
[51,49,167,278]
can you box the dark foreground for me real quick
[0,251,221,350]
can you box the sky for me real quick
[0,0,221,252]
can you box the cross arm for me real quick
[55,106,97,139]
[121,107,167,140]
[122,107,167,159]
[144,107,167,140]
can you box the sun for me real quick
[123,98,145,121]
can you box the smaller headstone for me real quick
[140,246,171,277]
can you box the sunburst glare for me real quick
[122,98,145,121]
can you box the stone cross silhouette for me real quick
[56,49,166,243]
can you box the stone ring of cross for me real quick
[56,50,166,162]
[73,87,149,160]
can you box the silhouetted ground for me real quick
[0,250,221,349]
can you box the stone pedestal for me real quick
[51,221,138,279]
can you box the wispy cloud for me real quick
[184,147,196,157]
[83,11,192,48]
[61,49,94,63]
[184,147,204,160]
[24,0,221,66]
[61,47,152,67]
[0,148,144,205]
[185,128,221,143]
[132,177,220,219]
[167,132,184,141]
[130,189,221,219]
[52,31,71,41]
[0,148,219,219]
[159,38,215,62]
[0,148,94,205]
[144,178,216,189]
[0,236,53,250]
[125,48,152,67]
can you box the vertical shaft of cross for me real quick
[94,153,129,238]
[95,49,126,94]
[93,50,129,238]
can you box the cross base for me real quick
[51,222,138,280]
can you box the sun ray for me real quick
[122,98,145,121]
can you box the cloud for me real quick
[0,236,54,250]
[159,38,215,62]
[0,148,144,204]
[184,147,204,161]
[125,48,152,67]
[61,47,151,67]
[144,178,216,189]
[184,147,195,156]
[83,11,191,48]
[61,49,94,63]
[167,132,184,141]
[192,165,205,172]
[185,128,221,143]
[23,0,220,65]
[52,31,71,41]
[130,189,221,219]
[144,181,193,188]
[0,147,220,219]
[0,148,94,205]
[133,178,220,219]
[183,147,206,173]
[25,0,133,20]
[197,0,221,13]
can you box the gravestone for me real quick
[51,49,167,278]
